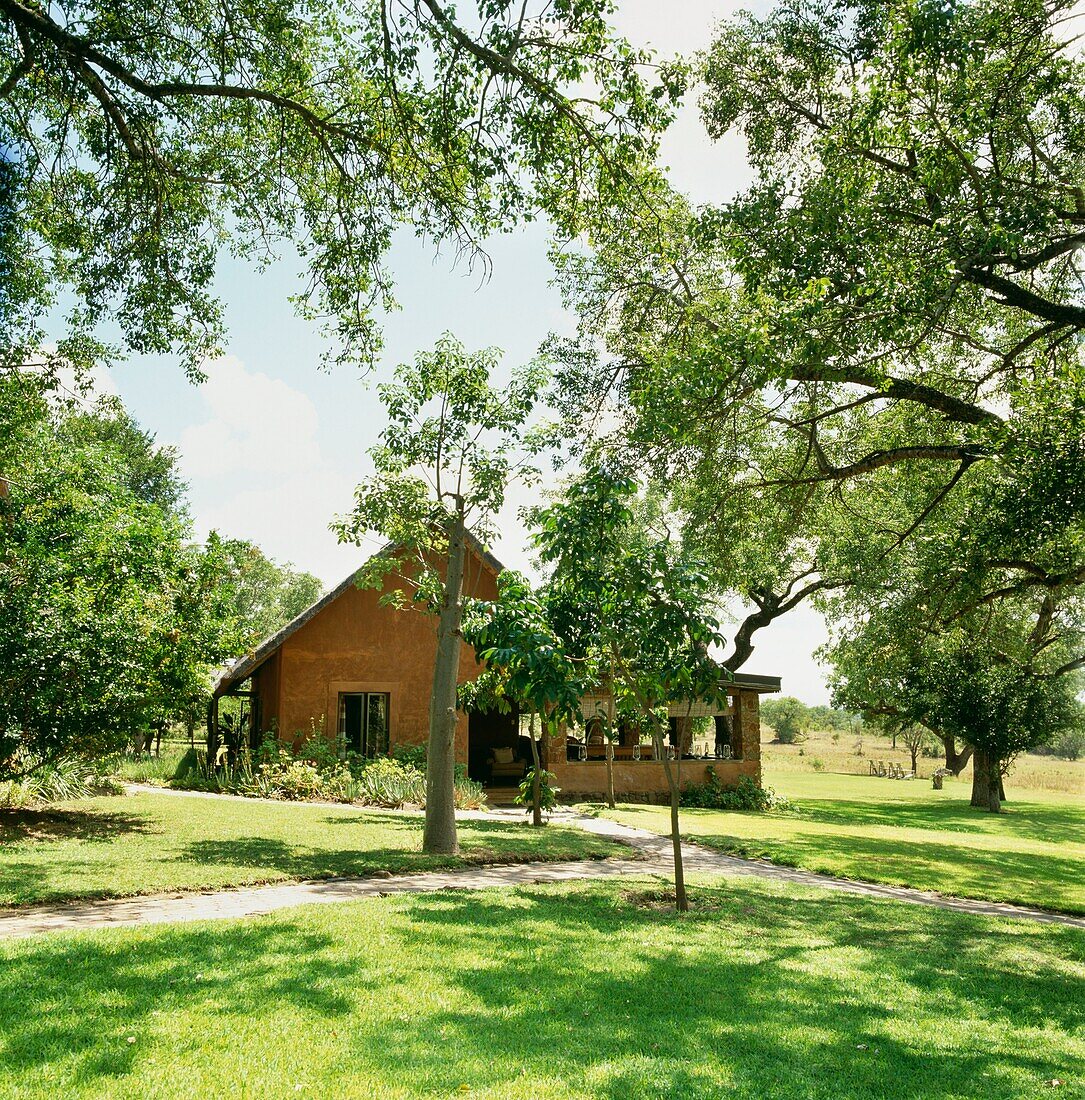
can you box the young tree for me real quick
[895,726,932,775]
[334,335,548,853]
[464,571,586,827]
[533,466,727,911]
[761,697,807,744]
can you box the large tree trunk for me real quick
[423,512,466,855]
[970,749,1004,812]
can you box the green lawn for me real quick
[0,793,619,907]
[0,878,1081,1098]
[604,771,1085,914]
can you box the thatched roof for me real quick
[213,532,504,696]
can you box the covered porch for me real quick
[545,674,779,804]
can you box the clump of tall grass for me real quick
[111,743,190,786]
[0,758,122,808]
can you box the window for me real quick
[338,692,390,758]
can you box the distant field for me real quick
[760,725,1084,795]
[606,770,1085,914]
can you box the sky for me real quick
[75,0,834,705]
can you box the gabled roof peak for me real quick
[213,531,504,695]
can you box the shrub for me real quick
[0,757,122,807]
[352,757,426,807]
[168,735,485,810]
[392,744,428,770]
[514,767,560,816]
[681,770,784,812]
[454,775,488,810]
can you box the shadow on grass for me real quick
[0,808,154,844]
[785,793,1085,845]
[0,923,354,1088]
[173,836,446,879]
[683,827,1085,914]
[1,882,1079,1098]
[170,820,615,881]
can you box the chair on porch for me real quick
[487,745,527,784]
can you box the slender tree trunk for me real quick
[603,655,611,814]
[423,510,466,854]
[910,745,918,773]
[528,711,542,827]
[205,697,219,773]
[653,724,688,913]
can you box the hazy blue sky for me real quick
[77,0,832,703]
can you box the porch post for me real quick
[732,690,762,785]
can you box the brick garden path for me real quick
[1,794,1082,939]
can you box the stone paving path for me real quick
[1,793,1082,939]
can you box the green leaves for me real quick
[467,570,586,727]
[0,373,246,777]
[533,466,727,726]
[334,334,547,610]
[0,0,672,375]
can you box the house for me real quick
[211,537,780,801]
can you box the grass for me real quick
[0,877,1081,1098]
[604,770,1085,914]
[0,792,620,907]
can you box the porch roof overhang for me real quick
[728,672,782,694]
[566,672,781,721]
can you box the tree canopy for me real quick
[0,371,326,777]
[544,0,1085,773]
[0,0,678,376]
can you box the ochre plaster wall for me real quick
[251,649,281,736]
[270,551,499,761]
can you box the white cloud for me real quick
[29,346,120,405]
[194,469,364,584]
[61,361,120,401]
[179,355,321,478]
[176,355,369,584]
